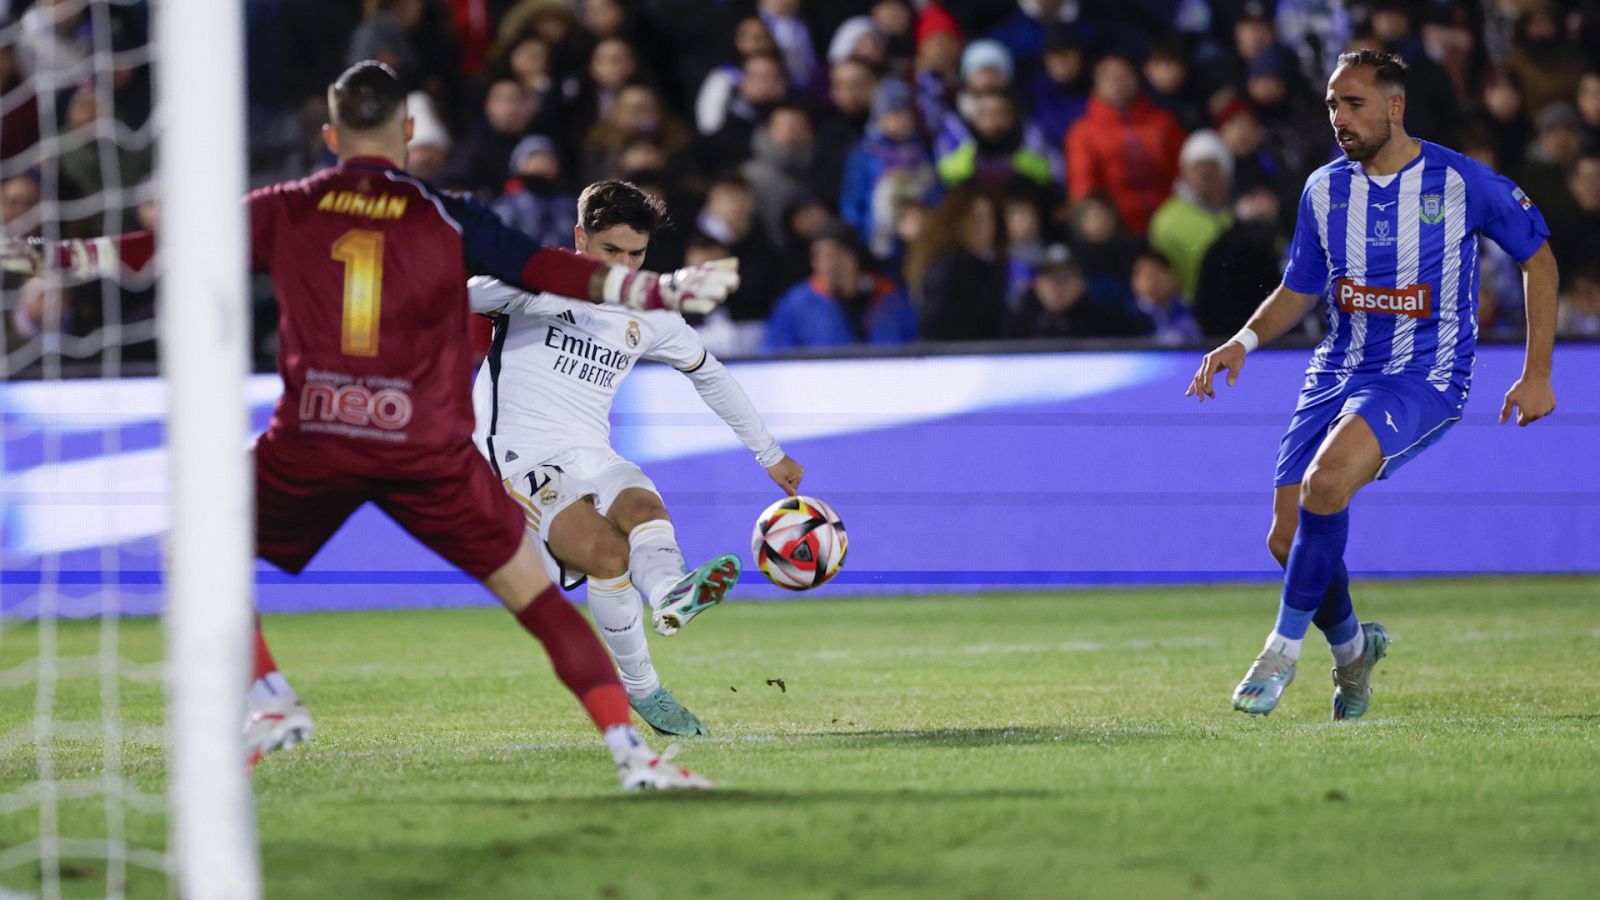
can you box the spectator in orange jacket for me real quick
[1065,49,1186,236]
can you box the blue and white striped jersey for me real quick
[1282,140,1550,393]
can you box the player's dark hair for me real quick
[708,171,750,193]
[1133,246,1174,269]
[329,61,407,132]
[578,180,667,235]
[1335,48,1408,94]
[766,101,812,125]
[742,51,786,71]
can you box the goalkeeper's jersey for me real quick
[244,156,607,477]
[1281,140,1550,394]
[469,276,783,473]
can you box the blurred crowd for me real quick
[4,1,1600,369]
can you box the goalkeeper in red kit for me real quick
[4,62,733,789]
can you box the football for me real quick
[750,495,848,591]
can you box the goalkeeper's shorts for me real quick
[255,430,524,581]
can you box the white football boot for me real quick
[244,694,314,770]
[617,744,715,791]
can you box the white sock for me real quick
[603,724,645,764]
[586,573,660,699]
[628,519,688,609]
[1264,632,1304,662]
[1331,627,1367,668]
[247,671,296,708]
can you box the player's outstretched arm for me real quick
[1501,241,1558,426]
[444,192,739,313]
[1187,283,1318,402]
[1,232,156,280]
[672,347,790,479]
[599,257,741,315]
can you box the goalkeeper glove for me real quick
[605,258,740,315]
[0,236,120,281]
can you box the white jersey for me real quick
[468,276,784,471]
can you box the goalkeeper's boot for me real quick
[1232,647,1296,716]
[617,744,715,791]
[652,554,740,636]
[1331,622,1391,721]
[244,695,314,770]
[631,686,710,736]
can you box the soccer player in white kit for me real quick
[469,181,805,736]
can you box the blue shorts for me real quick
[1274,374,1465,487]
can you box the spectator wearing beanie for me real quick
[405,91,451,183]
[1148,129,1235,300]
[840,79,939,260]
[491,135,577,249]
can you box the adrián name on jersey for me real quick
[543,324,632,388]
[1335,278,1431,318]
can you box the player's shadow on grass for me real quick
[789,725,1177,748]
[517,786,1063,812]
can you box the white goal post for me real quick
[155,0,260,895]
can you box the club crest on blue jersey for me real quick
[1419,193,1443,224]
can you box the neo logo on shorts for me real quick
[1335,278,1431,318]
[299,383,414,431]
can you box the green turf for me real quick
[3,576,1599,899]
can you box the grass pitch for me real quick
[3,576,1599,899]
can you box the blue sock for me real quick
[1312,561,1360,646]
[1274,507,1350,641]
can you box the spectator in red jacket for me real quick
[1065,49,1186,236]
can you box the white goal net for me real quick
[0,1,257,897]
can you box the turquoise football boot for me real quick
[1332,622,1391,721]
[652,553,740,636]
[1232,647,1297,715]
[630,686,709,736]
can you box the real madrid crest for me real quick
[1419,193,1444,224]
[540,488,559,506]
[625,321,641,349]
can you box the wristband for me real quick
[600,265,629,305]
[1230,327,1260,353]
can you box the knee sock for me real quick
[585,574,661,699]
[248,617,296,707]
[1312,561,1366,665]
[1268,507,1350,660]
[252,616,278,680]
[512,585,633,734]
[627,520,688,609]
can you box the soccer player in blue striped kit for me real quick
[1187,49,1559,719]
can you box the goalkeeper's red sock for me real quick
[248,617,299,709]
[252,617,278,681]
[513,585,632,732]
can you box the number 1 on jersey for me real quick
[332,229,384,357]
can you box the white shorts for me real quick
[497,446,659,588]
